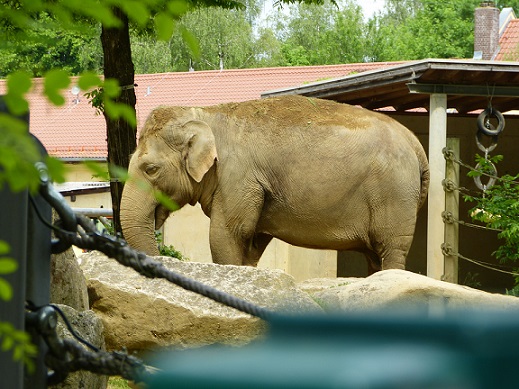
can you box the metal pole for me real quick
[25,137,52,389]
[0,97,51,388]
[427,93,447,280]
[0,187,29,389]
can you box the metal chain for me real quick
[441,243,519,277]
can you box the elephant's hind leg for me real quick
[363,250,382,275]
[374,233,414,270]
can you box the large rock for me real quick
[297,277,362,296]
[308,269,519,311]
[80,252,321,354]
[50,304,107,389]
[50,247,89,311]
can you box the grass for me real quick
[107,377,132,389]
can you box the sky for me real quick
[359,0,386,19]
[260,0,386,24]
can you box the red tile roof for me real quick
[496,18,519,61]
[0,62,401,160]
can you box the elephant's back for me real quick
[209,95,376,132]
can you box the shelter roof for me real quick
[262,59,519,115]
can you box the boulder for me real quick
[297,277,362,296]
[50,304,107,389]
[50,247,89,311]
[80,252,321,354]
[308,269,519,311]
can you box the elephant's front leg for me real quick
[209,196,269,266]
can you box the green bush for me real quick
[155,232,188,261]
[465,154,519,290]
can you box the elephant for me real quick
[120,95,429,273]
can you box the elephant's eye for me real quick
[145,165,159,176]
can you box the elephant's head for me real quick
[120,107,218,255]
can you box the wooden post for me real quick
[427,93,447,280]
[443,138,460,283]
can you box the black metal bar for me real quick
[26,138,53,388]
[0,96,51,388]
[0,185,29,389]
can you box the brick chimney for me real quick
[474,2,500,60]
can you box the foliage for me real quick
[0,241,16,302]
[155,232,188,260]
[107,376,132,389]
[4,0,514,74]
[0,12,102,77]
[465,155,519,283]
[0,321,38,374]
[131,33,173,73]
[372,0,480,61]
[167,6,261,70]
[462,272,482,289]
[495,0,519,13]
[1,69,132,193]
[506,284,519,296]
[0,241,38,372]
[274,0,365,65]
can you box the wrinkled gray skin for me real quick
[120,96,429,273]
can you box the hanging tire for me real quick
[473,161,497,191]
[477,107,505,136]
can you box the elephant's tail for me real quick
[417,147,430,210]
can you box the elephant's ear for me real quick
[182,120,218,183]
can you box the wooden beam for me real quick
[427,93,447,280]
[443,138,460,284]
[408,83,519,97]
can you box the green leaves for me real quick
[154,190,180,212]
[84,161,110,181]
[108,164,130,184]
[4,71,32,115]
[78,72,102,91]
[155,12,176,41]
[0,244,33,372]
[466,155,519,265]
[44,155,67,184]
[44,69,71,106]
[0,113,42,193]
[180,26,200,59]
[0,321,38,374]
[119,0,151,27]
[154,1,191,42]
[0,241,17,302]
[83,78,137,127]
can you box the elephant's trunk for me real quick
[120,179,160,256]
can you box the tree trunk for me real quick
[101,7,137,235]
